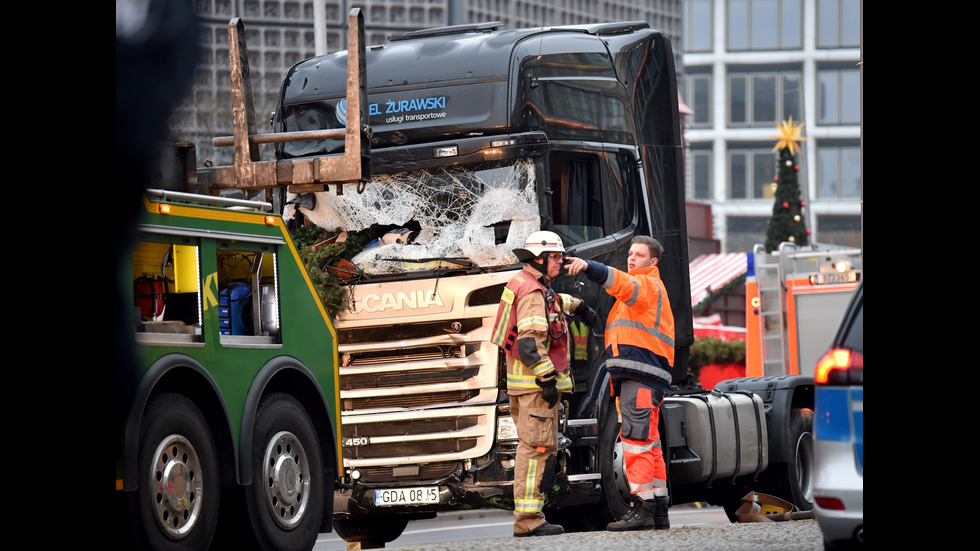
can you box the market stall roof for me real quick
[693,314,747,341]
[689,252,748,307]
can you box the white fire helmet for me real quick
[513,230,565,262]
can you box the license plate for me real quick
[375,486,440,506]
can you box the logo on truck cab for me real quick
[350,290,446,314]
[337,97,448,127]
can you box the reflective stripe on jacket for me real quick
[570,320,588,360]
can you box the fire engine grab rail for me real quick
[145,188,273,212]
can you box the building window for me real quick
[729,70,801,127]
[817,143,861,199]
[726,216,769,253]
[685,73,711,127]
[816,215,861,248]
[818,0,861,48]
[729,147,777,200]
[728,0,802,51]
[690,148,712,200]
[818,67,860,125]
[685,0,712,52]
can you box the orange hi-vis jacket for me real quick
[492,266,575,394]
[600,263,675,394]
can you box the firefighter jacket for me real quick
[586,261,675,395]
[492,265,578,395]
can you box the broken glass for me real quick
[284,159,541,275]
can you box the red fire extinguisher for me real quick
[135,274,167,321]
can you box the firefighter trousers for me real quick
[509,391,559,534]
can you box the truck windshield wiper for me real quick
[372,256,488,273]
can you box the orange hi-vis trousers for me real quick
[618,379,668,501]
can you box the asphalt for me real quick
[380,520,825,551]
[342,506,825,551]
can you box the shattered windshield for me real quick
[284,158,541,275]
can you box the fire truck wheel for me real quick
[333,514,409,543]
[131,393,220,551]
[242,393,325,551]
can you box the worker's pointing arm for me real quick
[565,257,609,284]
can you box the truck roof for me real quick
[275,20,673,155]
[279,21,655,102]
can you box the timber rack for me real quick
[196,8,371,197]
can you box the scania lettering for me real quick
[262,20,821,544]
[352,290,446,313]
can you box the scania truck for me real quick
[266,20,818,543]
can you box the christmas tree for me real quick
[765,117,809,253]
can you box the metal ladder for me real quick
[752,244,787,376]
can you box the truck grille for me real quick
[341,363,480,390]
[334,272,514,470]
[345,415,481,438]
[347,438,479,460]
[342,390,480,410]
[356,461,460,483]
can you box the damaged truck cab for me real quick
[272,20,814,541]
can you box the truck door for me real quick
[549,148,642,385]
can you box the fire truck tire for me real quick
[130,393,220,551]
[333,515,409,543]
[761,407,815,512]
[239,393,325,551]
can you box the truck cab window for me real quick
[613,151,642,235]
[549,155,604,247]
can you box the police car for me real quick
[812,280,863,549]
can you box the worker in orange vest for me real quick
[565,235,675,530]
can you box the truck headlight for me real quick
[497,416,518,441]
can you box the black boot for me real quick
[606,503,654,531]
[514,521,565,537]
[652,496,670,530]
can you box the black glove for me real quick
[536,377,560,408]
[573,300,598,328]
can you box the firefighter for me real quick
[565,235,674,531]
[492,230,596,537]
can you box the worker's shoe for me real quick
[606,504,654,531]
[651,496,670,530]
[514,521,564,537]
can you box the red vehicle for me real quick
[745,241,863,379]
